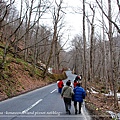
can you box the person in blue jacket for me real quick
[73,82,86,114]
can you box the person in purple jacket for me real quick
[73,82,86,114]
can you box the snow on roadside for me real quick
[106,111,120,120]
[87,87,99,94]
[91,87,99,94]
[105,91,120,100]
[105,92,120,120]
[88,87,120,100]
[117,93,120,100]
[87,88,120,120]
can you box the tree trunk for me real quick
[83,0,87,90]
[101,0,108,92]
[108,0,118,109]
[89,5,95,82]
[90,31,93,82]
[43,0,63,77]
[24,0,34,61]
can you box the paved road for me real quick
[0,71,91,120]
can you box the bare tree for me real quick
[89,4,95,80]
[101,0,108,91]
[24,0,34,61]
[83,0,87,90]
[42,0,65,78]
[0,0,24,69]
[117,0,120,12]
[96,0,120,33]
[0,0,15,29]
[108,0,118,109]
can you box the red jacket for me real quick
[58,80,64,88]
[74,82,77,88]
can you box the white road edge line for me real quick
[22,99,42,114]
[81,108,88,120]
[50,89,57,93]
[81,101,91,120]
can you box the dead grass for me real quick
[85,81,120,120]
[0,58,66,101]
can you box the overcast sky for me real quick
[15,0,119,51]
[15,0,82,39]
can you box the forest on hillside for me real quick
[0,0,120,117]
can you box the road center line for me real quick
[50,89,57,93]
[22,99,42,114]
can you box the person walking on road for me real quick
[75,75,82,82]
[57,79,64,93]
[73,79,78,88]
[61,80,73,114]
[73,82,86,114]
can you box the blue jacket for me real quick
[73,86,86,102]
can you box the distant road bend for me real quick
[0,71,91,120]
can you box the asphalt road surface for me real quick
[0,71,91,120]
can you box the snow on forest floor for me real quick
[88,87,120,119]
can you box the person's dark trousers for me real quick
[63,97,71,114]
[74,101,82,114]
[58,88,62,93]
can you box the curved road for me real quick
[0,71,91,120]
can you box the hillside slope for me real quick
[0,57,66,101]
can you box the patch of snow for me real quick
[105,93,112,97]
[87,90,89,93]
[117,93,120,100]
[106,111,120,120]
[105,90,114,96]
[104,90,120,99]
[87,87,99,94]
[117,113,120,120]
[48,67,52,74]
[91,88,99,94]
